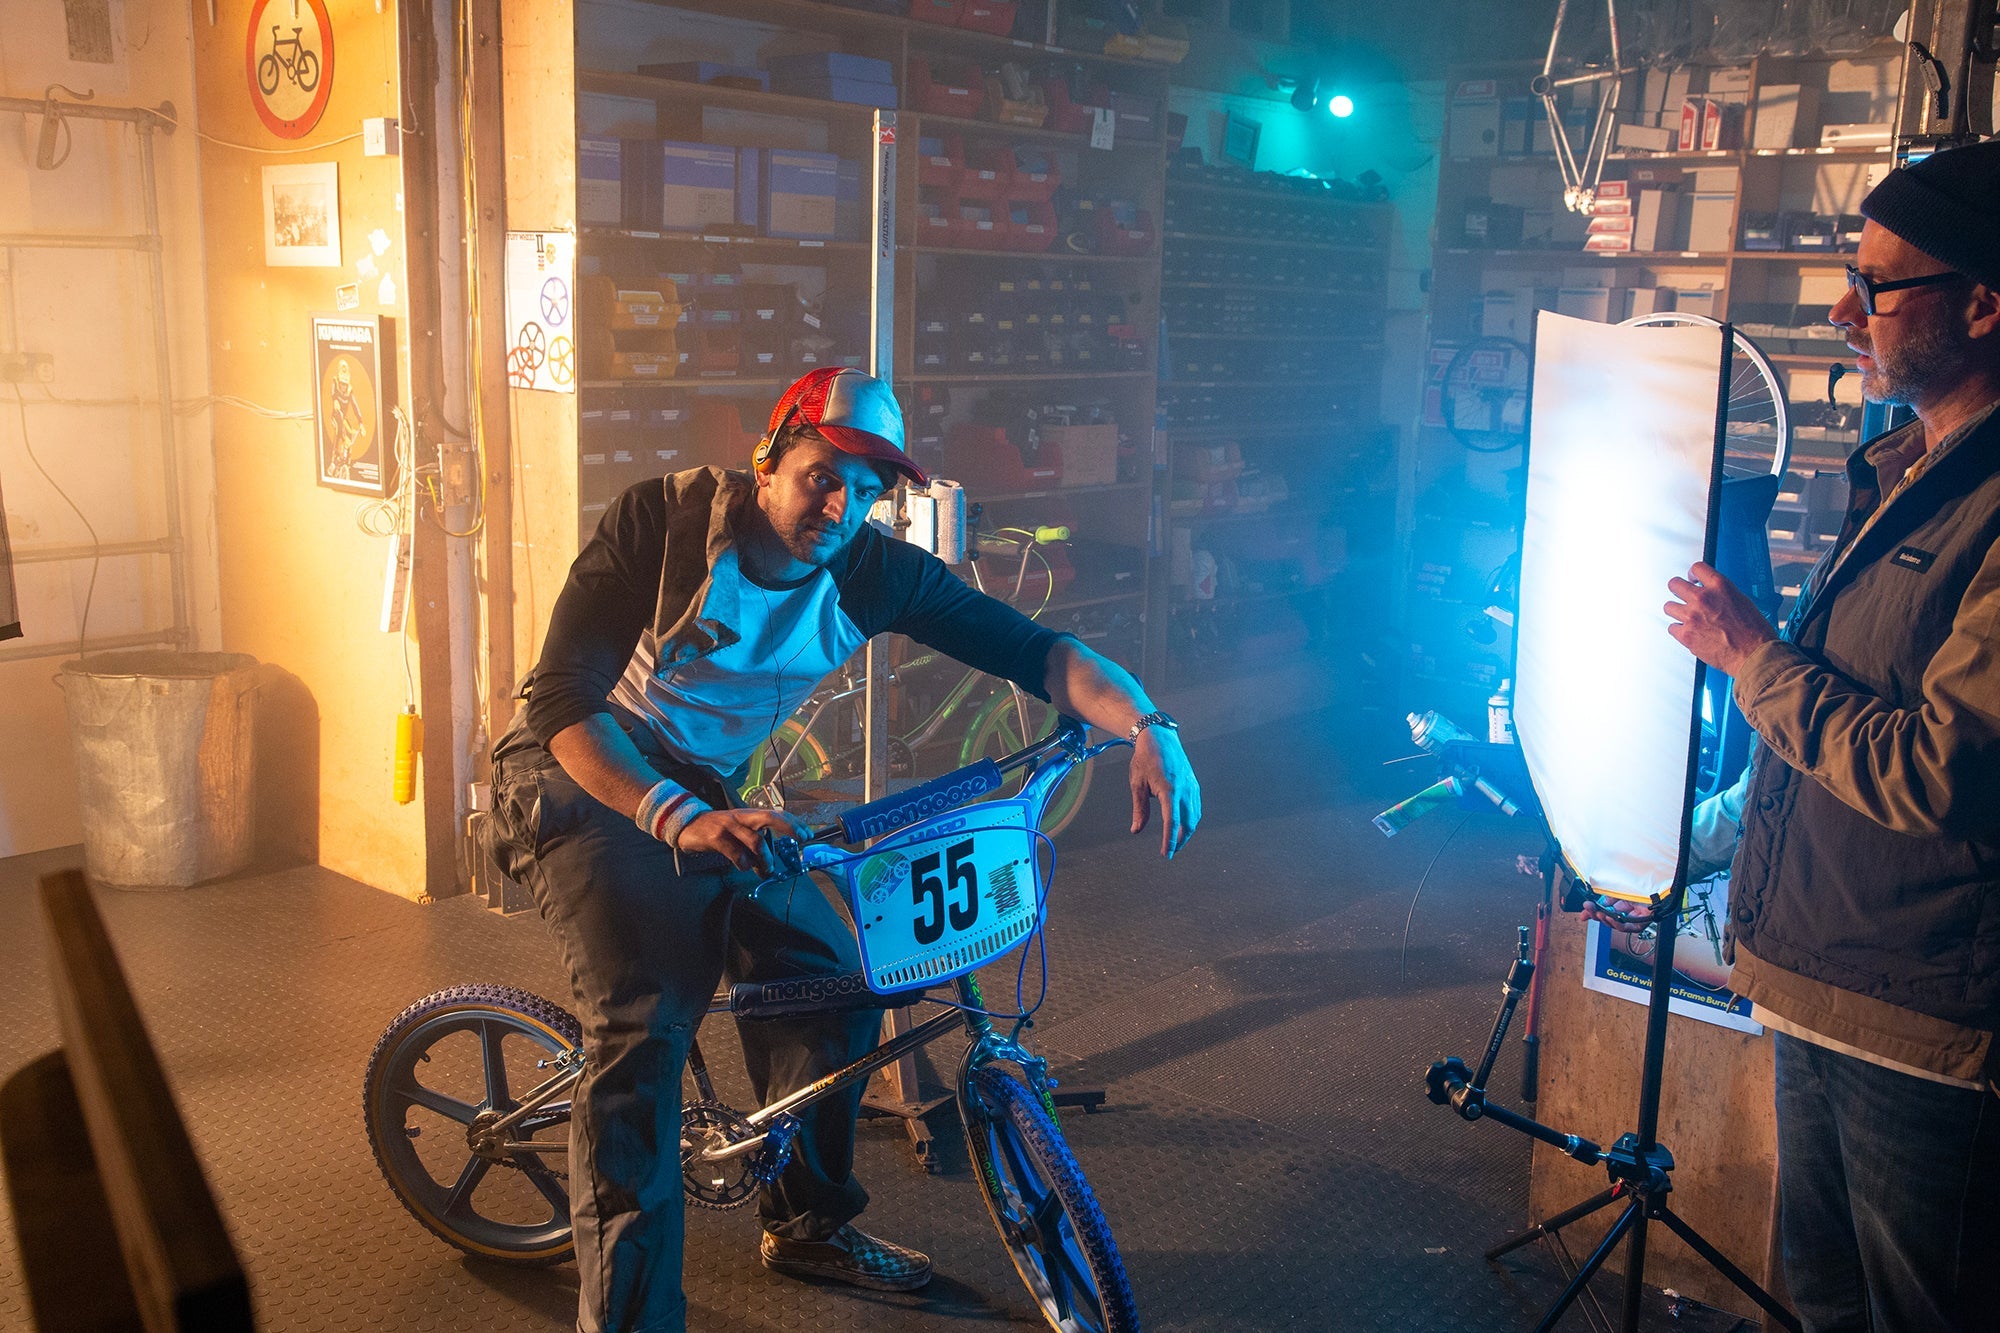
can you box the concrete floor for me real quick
[0,658,1754,1331]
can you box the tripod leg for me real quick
[1654,1203,1803,1333]
[1619,1210,1649,1333]
[1533,1198,1640,1333]
[1487,1183,1625,1261]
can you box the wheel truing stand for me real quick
[1428,908,1802,1333]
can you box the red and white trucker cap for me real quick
[764,367,927,487]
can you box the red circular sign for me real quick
[245,0,335,140]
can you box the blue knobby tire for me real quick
[960,1066,1141,1332]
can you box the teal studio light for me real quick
[1327,93,1355,118]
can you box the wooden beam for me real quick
[28,871,252,1331]
[470,0,517,751]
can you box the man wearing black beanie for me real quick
[1658,137,2000,1331]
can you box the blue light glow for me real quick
[1328,94,1355,118]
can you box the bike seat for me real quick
[729,973,931,1020]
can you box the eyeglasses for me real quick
[1844,264,1962,315]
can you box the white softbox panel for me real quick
[1515,312,1726,904]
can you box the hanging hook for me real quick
[35,85,93,171]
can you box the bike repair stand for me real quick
[1429,904,1801,1333]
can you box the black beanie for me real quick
[1860,137,2000,291]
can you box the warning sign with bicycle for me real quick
[245,0,334,140]
[503,231,577,394]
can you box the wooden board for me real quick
[1527,905,1785,1317]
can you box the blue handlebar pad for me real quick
[839,759,1006,842]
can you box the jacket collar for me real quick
[1797,399,2000,630]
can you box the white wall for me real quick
[0,0,218,856]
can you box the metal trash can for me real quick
[57,651,262,889]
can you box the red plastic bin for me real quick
[917,134,964,192]
[910,61,983,119]
[1002,198,1058,252]
[959,142,1012,198]
[957,0,1018,36]
[909,0,960,25]
[1096,204,1155,256]
[1006,144,1060,200]
[953,198,1008,250]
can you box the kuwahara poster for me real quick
[312,314,393,496]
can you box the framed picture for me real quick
[1222,112,1261,170]
[311,314,395,496]
[263,162,341,267]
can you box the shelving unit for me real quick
[1412,43,1902,722]
[552,0,1175,745]
[1157,167,1396,685]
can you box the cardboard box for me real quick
[1664,67,1695,119]
[835,157,863,241]
[1684,191,1735,252]
[1752,83,1822,149]
[1583,232,1634,253]
[622,139,662,228]
[659,141,737,231]
[1586,214,1635,236]
[1701,99,1743,150]
[1634,188,1682,251]
[1689,166,1740,193]
[1451,93,1502,158]
[1678,97,1704,151]
[1673,287,1720,319]
[1481,288,1553,340]
[764,149,838,239]
[1705,66,1753,100]
[1556,286,1614,321]
[736,147,761,230]
[1501,98,1535,155]
[1617,121,1677,152]
[1045,424,1120,487]
[1624,287,1673,318]
[579,136,624,226]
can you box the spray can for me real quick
[1408,710,1475,754]
[393,706,423,804]
[1488,679,1516,746]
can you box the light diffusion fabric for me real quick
[1515,312,1726,904]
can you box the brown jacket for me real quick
[1726,400,2000,1075]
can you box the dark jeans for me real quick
[1773,1032,2000,1333]
[490,735,879,1333]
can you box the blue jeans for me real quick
[1773,1032,2000,1332]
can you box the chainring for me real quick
[681,1100,763,1210]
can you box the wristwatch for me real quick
[1126,710,1178,743]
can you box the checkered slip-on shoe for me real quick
[759,1223,934,1292]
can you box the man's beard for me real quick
[1858,314,1971,406]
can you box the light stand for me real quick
[1429,890,1800,1333]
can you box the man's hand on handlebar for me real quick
[678,808,811,877]
[1131,727,1201,859]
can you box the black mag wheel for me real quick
[960,1066,1141,1333]
[362,984,581,1265]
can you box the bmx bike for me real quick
[363,718,1140,1332]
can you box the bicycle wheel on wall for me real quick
[1618,313,1792,480]
[960,1066,1141,1333]
[362,984,580,1265]
[962,692,1092,838]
